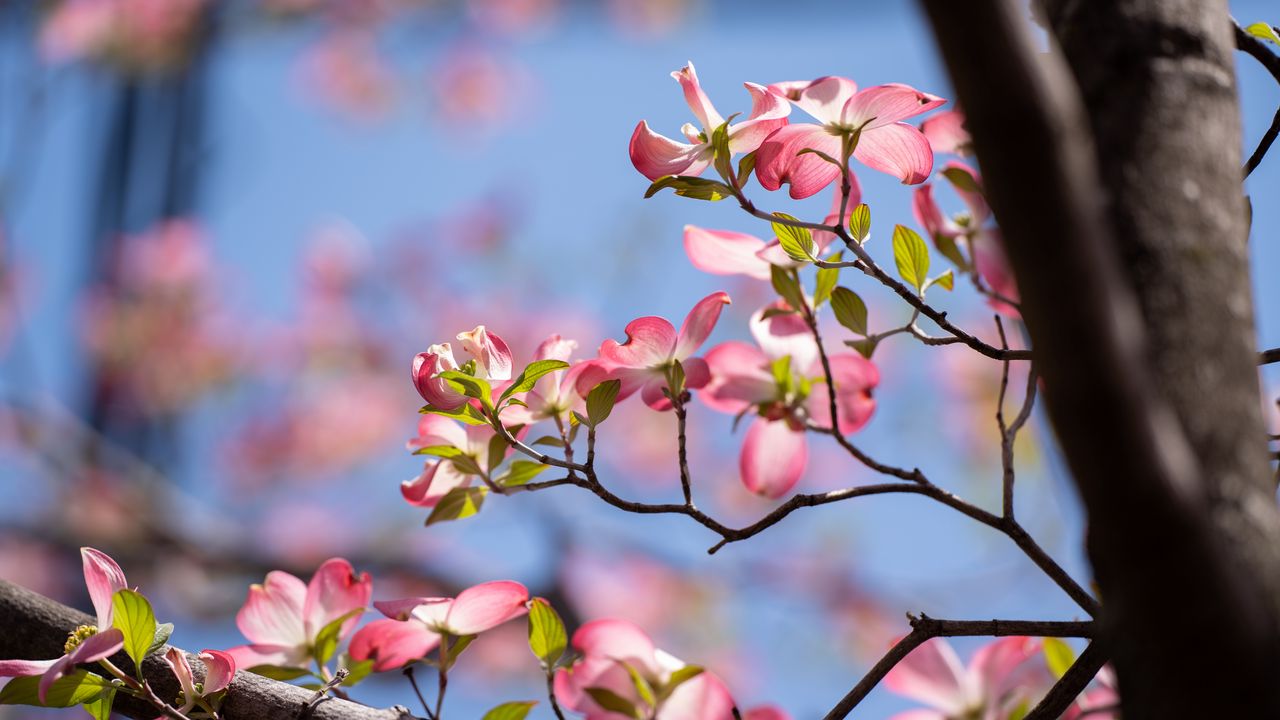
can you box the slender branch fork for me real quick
[1235,20,1280,179]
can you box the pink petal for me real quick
[769,76,859,125]
[853,122,934,185]
[973,229,1020,318]
[812,169,863,251]
[600,316,678,368]
[409,599,453,629]
[535,334,578,363]
[886,712,949,720]
[572,619,660,677]
[749,305,817,370]
[223,643,306,669]
[970,636,1041,700]
[702,341,775,414]
[39,629,123,704]
[682,226,771,280]
[412,346,467,411]
[303,558,371,641]
[671,62,723,131]
[941,160,989,223]
[629,121,710,181]
[911,184,955,241]
[406,414,470,453]
[755,124,843,199]
[658,670,737,720]
[641,376,675,411]
[573,360,655,403]
[682,357,710,390]
[740,418,807,498]
[348,619,440,672]
[806,353,879,433]
[921,109,970,155]
[554,655,640,717]
[374,597,445,621]
[456,325,514,381]
[443,580,529,635]
[401,461,471,508]
[165,648,197,702]
[81,547,128,630]
[840,84,946,130]
[726,83,791,154]
[198,649,237,694]
[0,658,57,677]
[673,291,731,361]
[235,571,307,648]
[743,706,792,720]
[883,638,968,714]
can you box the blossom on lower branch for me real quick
[164,648,237,713]
[884,636,1048,720]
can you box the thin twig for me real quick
[1023,641,1110,720]
[403,667,435,720]
[1261,347,1280,365]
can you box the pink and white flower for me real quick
[0,548,128,703]
[163,648,236,713]
[553,619,738,720]
[402,414,502,508]
[756,77,944,197]
[921,109,972,156]
[412,325,514,411]
[702,306,878,498]
[884,636,1048,720]
[523,334,590,422]
[225,558,372,670]
[630,62,790,181]
[348,581,529,671]
[575,292,731,411]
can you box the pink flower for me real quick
[0,548,127,703]
[225,558,372,669]
[884,637,1048,720]
[412,325,514,410]
[743,707,792,720]
[630,62,790,181]
[554,619,738,720]
[349,581,529,671]
[1064,666,1118,720]
[575,292,731,411]
[401,414,500,508]
[756,78,944,197]
[164,648,237,713]
[524,335,591,422]
[702,306,878,498]
[921,109,972,156]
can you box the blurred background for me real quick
[0,0,1276,717]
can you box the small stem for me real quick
[404,666,436,720]
[545,671,568,720]
[673,391,694,507]
[434,639,449,720]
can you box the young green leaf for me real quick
[848,203,871,243]
[771,212,814,262]
[487,435,509,476]
[1043,637,1076,679]
[527,597,567,668]
[441,634,476,670]
[737,151,757,185]
[146,622,174,658]
[941,165,983,194]
[437,371,493,412]
[813,251,842,306]
[644,175,735,201]
[829,287,868,336]
[927,269,955,292]
[338,656,375,687]
[111,589,157,670]
[501,360,571,400]
[1246,21,1280,45]
[770,266,806,313]
[586,379,622,427]
[498,460,550,487]
[933,232,970,270]
[482,701,539,720]
[312,608,364,666]
[420,403,489,426]
[584,687,641,718]
[623,663,657,708]
[425,486,488,525]
[531,435,566,448]
[82,687,115,720]
[711,121,733,181]
[846,337,879,359]
[892,224,931,292]
[0,671,112,708]
[659,665,704,700]
[414,445,465,458]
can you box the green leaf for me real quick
[770,356,792,392]
[845,337,879,359]
[498,460,550,487]
[449,454,486,477]
[813,251,842,306]
[771,212,814,262]
[82,687,115,720]
[737,151,757,184]
[437,371,493,411]
[1043,637,1076,679]
[933,232,969,270]
[927,269,955,292]
[482,701,538,720]
[711,121,733,182]
[527,597,567,668]
[0,671,112,708]
[586,379,622,427]
[147,622,174,657]
[313,608,364,665]
[441,634,476,670]
[247,665,314,681]
[1008,700,1031,720]
[111,589,157,671]
[770,265,806,313]
[584,687,641,718]
[829,287,868,336]
[420,402,489,426]
[425,486,488,525]
[501,359,571,400]
[941,165,983,194]
[892,224,930,292]
[1246,21,1280,45]
[487,435,509,476]
[623,662,657,708]
[338,656,375,687]
[414,444,465,458]
[848,203,871,243]
[644,175,734,201]
[660,665,704,700]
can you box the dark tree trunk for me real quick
[921,0,1280,717]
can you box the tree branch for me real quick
[0,580,417,720]
[1023,641,1110,720]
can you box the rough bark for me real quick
[921,1,1280,718]
[0,579,417,720]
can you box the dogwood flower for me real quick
[225,558,372,669]
[1065,666,1118,720]
[575,292,730,411]
[630,62,789,181]
[554,619,738,720]
[163,648,236,713]
[702,306,878,497]
[884,637,1048,720]
[0,548,127,703]
[348,581,529,671]
[523,334,590,422]
[412,325,514,411]
[921,109,972,156]
[756,77,944,197]
[402,414,501,508]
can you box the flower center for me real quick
[64,624,98,654]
